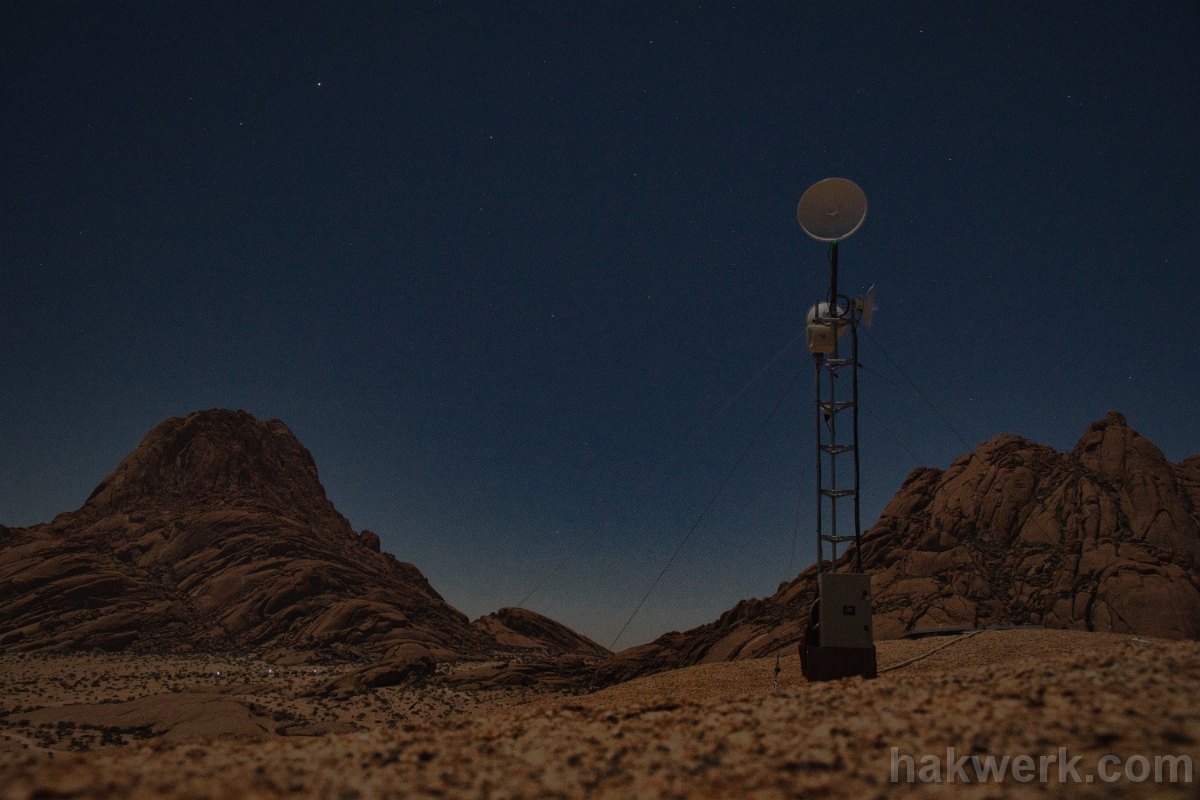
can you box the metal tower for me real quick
[796,178,878,682]
[811,242,864,574]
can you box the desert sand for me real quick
[3,629,1198,798]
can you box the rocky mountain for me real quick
[473,607,609,657]
[0,409,601,664]
[7,408,1194,692]
[594,412,1200,685]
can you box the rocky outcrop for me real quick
[594,412,1200,685]
[311,654,439,699]
[472,607,610,657]
[8,693,279,742]
[440,654,600,691]
[0,410,599,665]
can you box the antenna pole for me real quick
[828,330,839,565]
[852,321,863,572]
[812,240,858,575]
[829,241,839,307]
[814,353,823,572]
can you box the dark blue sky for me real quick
[3,3,1198,647]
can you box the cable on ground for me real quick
[878,629,985,674]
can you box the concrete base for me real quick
[800,644,878,682]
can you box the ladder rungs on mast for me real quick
[820,488,857,499]
[819,444,855,456]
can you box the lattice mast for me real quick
[796,179,875,573]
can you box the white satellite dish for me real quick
[796,178,868,242]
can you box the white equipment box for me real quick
[817,572,873,648]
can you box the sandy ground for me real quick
[0,653,563,752]
[2,630,1198,798]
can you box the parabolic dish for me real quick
[796,178,868,242]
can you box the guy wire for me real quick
[833,372,921,466]
[773,460,805,691]
[609,364,806,652]
[860,327,972,451]
[517,327,807,609]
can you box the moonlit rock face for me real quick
[0,409,601,663]
[594,411,1200,686]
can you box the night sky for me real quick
[3,3,1198,648]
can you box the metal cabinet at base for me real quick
[817,572,873,648]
